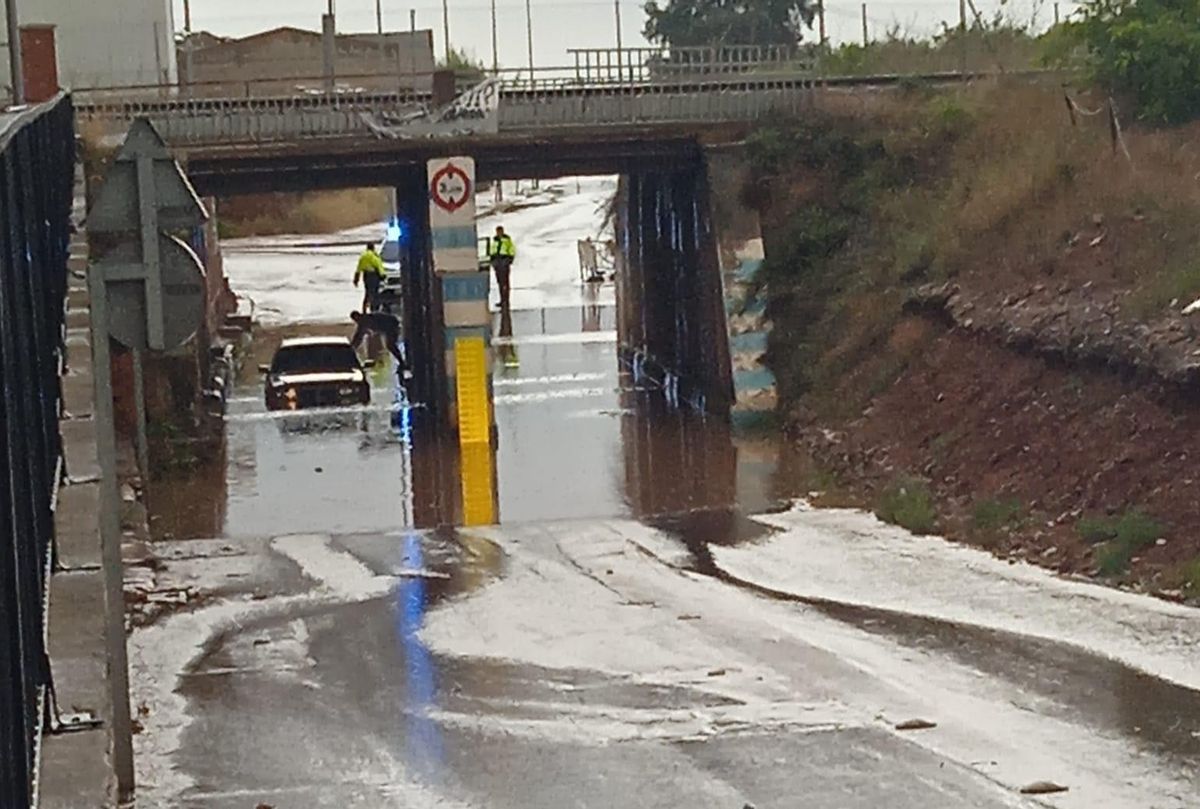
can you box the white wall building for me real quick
[2,0,176,99]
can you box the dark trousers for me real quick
[362,273,383,312]
[491,257,513,306]
[351,315,407,370]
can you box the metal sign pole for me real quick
[86,266,137,804]
[131,348,150,481]
[86,117,209,805]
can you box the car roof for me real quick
[277,336,352,349]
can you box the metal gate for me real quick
[0,93,74,808]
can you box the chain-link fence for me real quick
[0,92,74,809]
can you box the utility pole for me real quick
[5,0,24,104]
[614,0,623,82]
[861,4,868,46]
[409,8,417,84]
[442,0,450,63]
[376,0,383,34]
[182,0,193,94]
[1054,2,1060,24]
[818,0,827,47]
[958,0,967,76]
[323,0,337,93]
[490,0,498,73]
[525,0,534,81]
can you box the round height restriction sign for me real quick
[430,163,472,213]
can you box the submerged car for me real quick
[261,337,371,411]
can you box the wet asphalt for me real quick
[131,189,1199,808]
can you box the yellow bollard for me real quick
[454,336,495,525]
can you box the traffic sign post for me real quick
[86,118,207,804]
[427,156,492,435]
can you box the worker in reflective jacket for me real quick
[353,242,387,312]
[489,226,517,308]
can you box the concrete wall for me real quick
[1,0,176,94]
[181,28,436,96]
[705,149,776,425]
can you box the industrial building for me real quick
[2,0,176,100]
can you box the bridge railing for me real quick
[75,74,817,146]
[0,92,74,809]
[567,45,814,84]
[499,77,814,130]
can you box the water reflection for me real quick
[393,532,444,781]
[496,306,519,371]
[148,309,789,541]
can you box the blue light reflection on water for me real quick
[390,371,444,783]
[393,532,445,783]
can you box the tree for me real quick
[439,47,486,79]
[643,0,817,48]
[1068,0,1200,124]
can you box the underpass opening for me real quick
[166,137,775,537]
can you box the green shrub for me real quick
[1069,0,1200,124]
[972,498,1026,532]
[876,477,938,534]
[1077,514,1119,543]
[1179,557,1200,599]
[1078,509,1165,575]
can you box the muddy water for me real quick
[138,190,1200,807]
[150,176,796,541]
[147,297,795,541]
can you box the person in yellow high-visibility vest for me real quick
[489,226,517,308]
[353,242,387,312]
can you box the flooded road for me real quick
[130,179,1200,808]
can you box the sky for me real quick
[174,0,1080,71]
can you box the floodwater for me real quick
[150,175,785,541]
[131,178,1200,808]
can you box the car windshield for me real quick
[271,344,359,375]
[380,240,401,263]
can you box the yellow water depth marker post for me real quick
[455,335,496,525]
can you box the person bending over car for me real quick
[349,310,408,375]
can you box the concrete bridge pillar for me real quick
[396,170,447,419]
[617,165,733,414]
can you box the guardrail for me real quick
[75,75,818,146]
[0,92,74,809]
[71,63,1066,149]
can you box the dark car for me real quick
[260,337,371,411]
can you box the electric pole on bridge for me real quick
[614,0,623,82]
[490,0,498,73]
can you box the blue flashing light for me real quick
[386,216,408,245]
